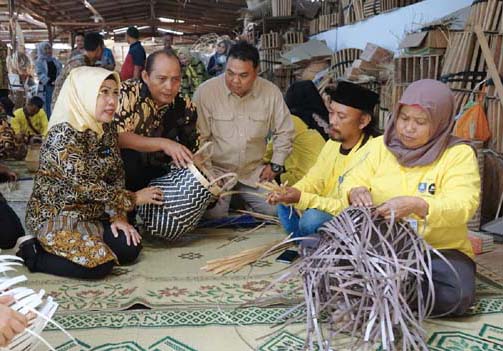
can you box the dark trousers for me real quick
[121,149,166,192]
[426,249,476,317]
[24,223,141,279]
[0,200,25,249]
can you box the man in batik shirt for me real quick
[114,49,197,192]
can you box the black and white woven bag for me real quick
[137,163,236,241]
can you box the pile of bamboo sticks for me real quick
[331,48,362,78]
[487,97,503,154]
[441,32,503,92]
[283,31,303,46]
[342,0,365,25]
[466,0,503,33]
[271,0,292,17]
[201,240,293,275]
[309,13,340,34]
[380,0,422,13]
[259,32,281,75]
[320,0,340,15]
[363,0,381,18]
[271,207,446,350]
[394,55,443,84]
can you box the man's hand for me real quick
[376,196,429,220]
[259,164,278,182]
[349,187,373,207]
[160,139,193,168]
[267,186,301,205]
[0,295,28,347]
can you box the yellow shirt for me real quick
[264,115,326,186]
[342,136,480,258]
[11,108,48,137]
[293,133,373,214]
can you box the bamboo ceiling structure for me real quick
[1,0,247,42]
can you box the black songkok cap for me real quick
[326,80,379,114]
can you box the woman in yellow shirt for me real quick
[263,80,328,186]
[346,79,480,316]
[11,96,48,139]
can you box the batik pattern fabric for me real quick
[0,118,27,160]
[114,79,199,169]
[25,122,135,268]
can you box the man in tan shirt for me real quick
[194,41,294,218]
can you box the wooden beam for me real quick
[474,25,503,109]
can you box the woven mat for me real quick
[7,224,503,350]
[14,225,300,312]
[38,293,503,351]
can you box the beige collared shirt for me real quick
[194,75,294,187]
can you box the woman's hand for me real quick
[267,187,301,205]
[111,219,141,246]
[0,164,16,182]
[160,139,193,168]
[349,187,373,207]
[376,196,429,220]
[0,295,28,347]
[135,186,164,206]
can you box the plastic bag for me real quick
[453,97,491,142]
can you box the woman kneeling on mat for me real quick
[345,79,480,316]
[19,67,163,279]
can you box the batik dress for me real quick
[26,122,136,268]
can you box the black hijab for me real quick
[284,80,330,140]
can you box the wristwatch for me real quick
[270,162,285,174]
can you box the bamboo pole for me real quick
[474,25,503,109]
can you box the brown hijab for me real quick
[384,79,466,167]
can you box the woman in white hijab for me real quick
[19,66,163,279]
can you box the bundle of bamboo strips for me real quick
[270,207,455,350]
[341,0,365,25]
[441,31,503,92]
[380,0,422,13]
[466,0,503,33]
[271,0,292,17]
[394,55,443,84]
[487,97,503,154]
[331,48,362,78]
[320,0,340,15]
[363,0,381,18]
[201,240,294,274]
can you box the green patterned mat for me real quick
[15,226,301,312]
[38,295,503,351]
[9,224,502,350]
